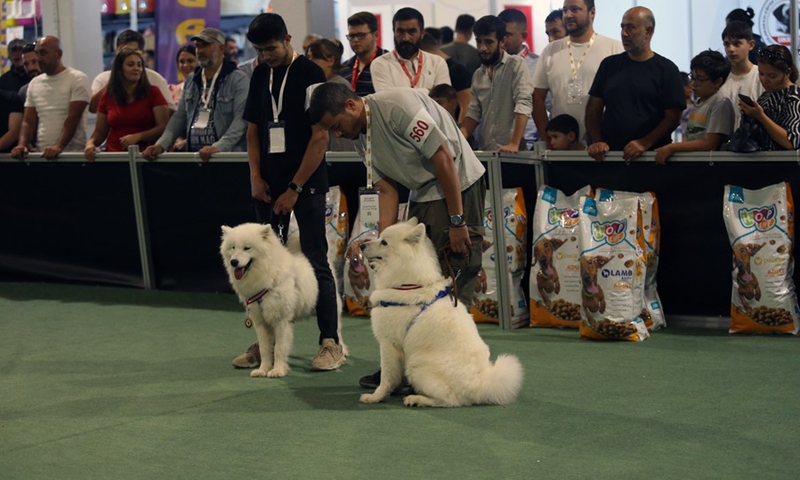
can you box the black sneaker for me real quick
[359,369,414,394]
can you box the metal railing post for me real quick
[127,145,155,289]
[487,152,513,330]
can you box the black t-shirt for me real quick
[0,90,23,153]
[0,69,28,93]
[589,52,686,150]
[446,57,471,92]
[243,55,328,194]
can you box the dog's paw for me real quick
[267,366,288,378]
[359,392,385,404]
[250,369,269,378]
[403,395,434,407]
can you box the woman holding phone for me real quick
[738,45,800,151]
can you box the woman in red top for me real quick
[84,47,169,160]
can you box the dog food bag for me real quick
[530,184,592,328]
[723,182,799,334]
[344,203,408,316]
[286,186,349,294]
[577,196,650,341]
[596,188,665,330]
[471,188,529,329]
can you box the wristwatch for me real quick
[449,213,465,227]
[288,181,303,194]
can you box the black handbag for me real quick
[726,115,762,153]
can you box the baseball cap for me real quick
[191,28,225,45]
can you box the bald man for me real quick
[11,36,91,159]
[585,7,685,161]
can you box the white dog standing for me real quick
[360,219,523,407]
[221,223,346,378]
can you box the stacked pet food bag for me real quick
[723,182,799,334]
[530,185,665,341]
[471,188,529,329]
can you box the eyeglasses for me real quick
[689,73,711,84]
[345,32,372,41]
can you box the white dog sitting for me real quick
[220,223,346,378]
[360,219,523,407]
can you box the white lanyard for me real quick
[567,33,596,81]
[269,53,298,122]
[363,98,373,189]
[200,67,222,109]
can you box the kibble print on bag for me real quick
[596,189,665,330]
[471,188,529,329]
[723,182,799,334]
[577,196,649,341]
[530,185,592,328]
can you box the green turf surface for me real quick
[1,282,797,480]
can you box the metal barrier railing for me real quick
[4,146,800,329]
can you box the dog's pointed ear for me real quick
[261,226,274,240]
[551,238,566,250]
[596,255,611,267]
[407,222,427,244]
[221,225,232,237]
[407,217,419,226]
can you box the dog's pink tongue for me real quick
[234,267,245,280]
[741,272,753,282]
[544,266,554,276]
[586,284,599,294]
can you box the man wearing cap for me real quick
[0,39,30,93]
[143,28,249,161]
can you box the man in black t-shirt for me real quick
[586,6,685,161]
[233,13,345,372]
[0,90,24,153]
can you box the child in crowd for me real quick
[719,21,764,130]
[546,114,584,151]
[654,50,734,164]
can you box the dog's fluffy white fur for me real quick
[360,219,523,407]
[220,223,346,378]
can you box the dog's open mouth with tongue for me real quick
[233,259,252,280]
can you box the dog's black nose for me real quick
[359,243,366,251]
[231,259,239,267]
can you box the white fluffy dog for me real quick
[220,223,346,378]
[360,219,523,407]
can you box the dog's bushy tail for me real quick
[479,354,524,405]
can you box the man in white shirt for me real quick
[11,36,91,159]
[89,30,175,114]
[532,0,623,145]
[370,7,450,94]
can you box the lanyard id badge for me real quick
[194,109,210,129]
[566,79,583,105]
[268,121,286,153]
[358,187,380,231]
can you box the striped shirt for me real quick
[340,48,388,96]
[756,84,800,150]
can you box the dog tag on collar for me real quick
[244,316,253,329]
[269,121,286,154]
[359,187,380,230]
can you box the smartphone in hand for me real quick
[738,94,756,107]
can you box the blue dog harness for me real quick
[378,285,453,335]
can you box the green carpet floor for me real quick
[1,282,797,480]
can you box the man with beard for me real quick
[10,36,91,159]
[309,81,486,390]
[0,39,29,93]
[142,28,249,161]
[18,42,41,104]
[532,0,622,146]
[460,15,533,153]
[586,7,684,161]
[498,8,540,148]
[340,11,388,96]
[370,7,450,94]
[89,30,175,114]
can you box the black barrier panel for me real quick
[545,161,800,317]
[141,162,253,292]
[0,162,143,287]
